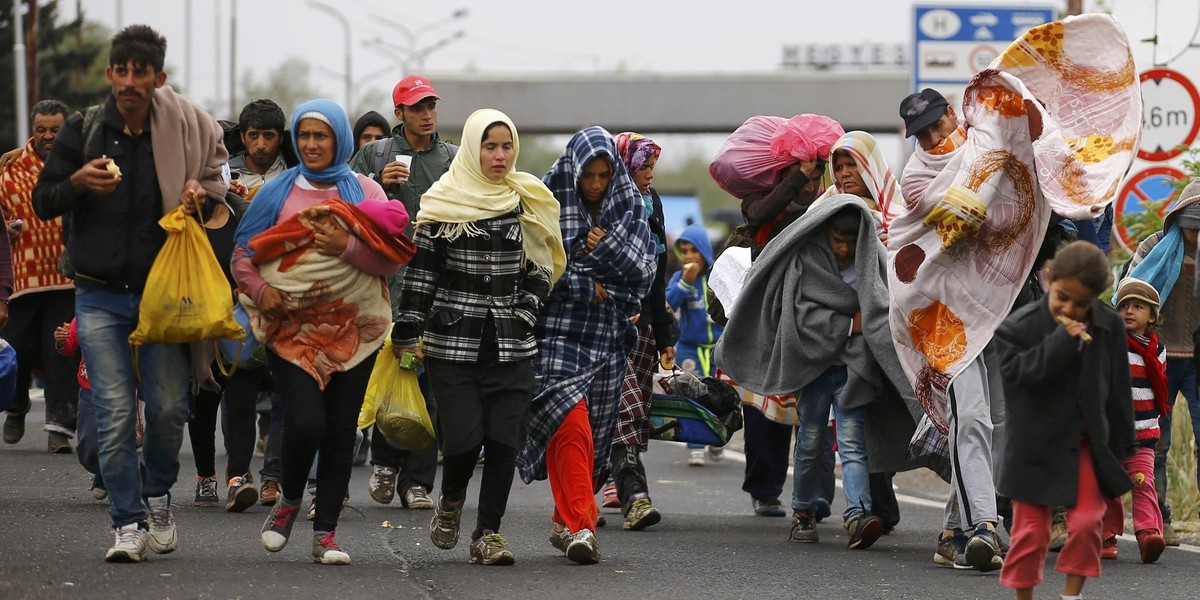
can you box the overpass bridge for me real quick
[431,72,911,136]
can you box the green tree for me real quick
[0,0,110,147]
[238,58,319,120]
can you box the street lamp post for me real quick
[308,0,352,108]
[12,1,28,146]
[371,7,469,74]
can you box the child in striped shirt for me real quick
[1105,277,1169,563]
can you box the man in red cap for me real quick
[348,74,456,515]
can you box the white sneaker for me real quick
[706,446,724,462]
[688,449,706,467]
[105,523,148,563]
[402,485,434,510]
[145,494,178,554]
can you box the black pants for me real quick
[370,369,438,494]
[187,380,223,478]
[609,443,648,512]
[741,406,793,501]
[221,365,272,481]
[6,290,79,431]
[425,342,532,540]
[270,352,371,533]
[870,472,900,532]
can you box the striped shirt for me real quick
[1127,333,1167,448]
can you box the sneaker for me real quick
[1101,532,1119,560]
[1137,529,1166,564]
[261,498,300,552]
[565,529,601,564]
[3,413,24,444]
[1164,522,1181,547]
[601,481,620,509]
[91,474,109,501]
[430,496,464,550]
[752,497,786,517]
[790,510,819,543]
[105,523,148,563]
[964,525,1003,572]
[688,449,706,466]
[402,485,434,510]
[144,494,178,554]
[845,513,884,550]
[226,474,259,512]
[623,497,661,531]
[311,531,351,565]
[306,498,317,521]
[259,480,280,506]
[1048,510,1068,552]
[550,523,570,554]
[255,435,267,456]
[469,530,515,566]
[47,431,73,454]
[706,446,724,462]
[194,475,219,507]
[934,529,969,568]
[368,465,397,504]
[814,498,832,523]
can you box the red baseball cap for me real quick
[392,75,439,107]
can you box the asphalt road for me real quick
[2,399,1198,600]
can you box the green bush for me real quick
[1166,398,1200,523]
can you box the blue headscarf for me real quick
[234,99,365,254]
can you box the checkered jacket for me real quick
[392,210,551,362]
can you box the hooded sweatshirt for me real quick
[666,223,723,347]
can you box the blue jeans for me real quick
[1156,357,1200,523]
[260,392,284,482]
[76,285,189,528]
[791,366,870,521]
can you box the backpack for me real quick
[57,105,107,280]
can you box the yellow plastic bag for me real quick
[129,206,244,346]
[361,336,435,450]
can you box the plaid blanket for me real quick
[518,127,657,484]
[612,325,658,449]
[888,14,1141,434]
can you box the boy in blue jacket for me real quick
[666,223,725,465]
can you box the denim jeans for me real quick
[791,366,870,521]
[76,285,189,528]
[1156,357,1200,523]
[260,392,283,482]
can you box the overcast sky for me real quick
[64,0,1115,113]
[57,0,1199,172]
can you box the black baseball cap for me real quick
[900,88,949,138]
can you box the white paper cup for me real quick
[395,154,412,183]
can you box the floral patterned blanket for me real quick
[887,14,1141,434]
[241,199,415,389]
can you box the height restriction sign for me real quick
[1138,68,1200,162]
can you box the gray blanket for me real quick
[715,195,916,415]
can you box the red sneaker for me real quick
[1137,529,1166,564]
[1101,532,1118,560]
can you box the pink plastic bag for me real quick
[709,114,845,199]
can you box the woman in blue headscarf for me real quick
[232,99,411,566]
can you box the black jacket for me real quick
[33,97,166,290]
[640,189,678,351]
[992,299,1136,506]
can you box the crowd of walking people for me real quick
[0,16,1196,599]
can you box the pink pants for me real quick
[1102,446,1163,536]
[1000,441,1107,589]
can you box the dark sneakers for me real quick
[845,513,884,550]
[965,525,1004,572]
[790,510,819,543]
[934,528,969,568]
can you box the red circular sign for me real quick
[1114,166,1187,252]
[1137,68,1200,162]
